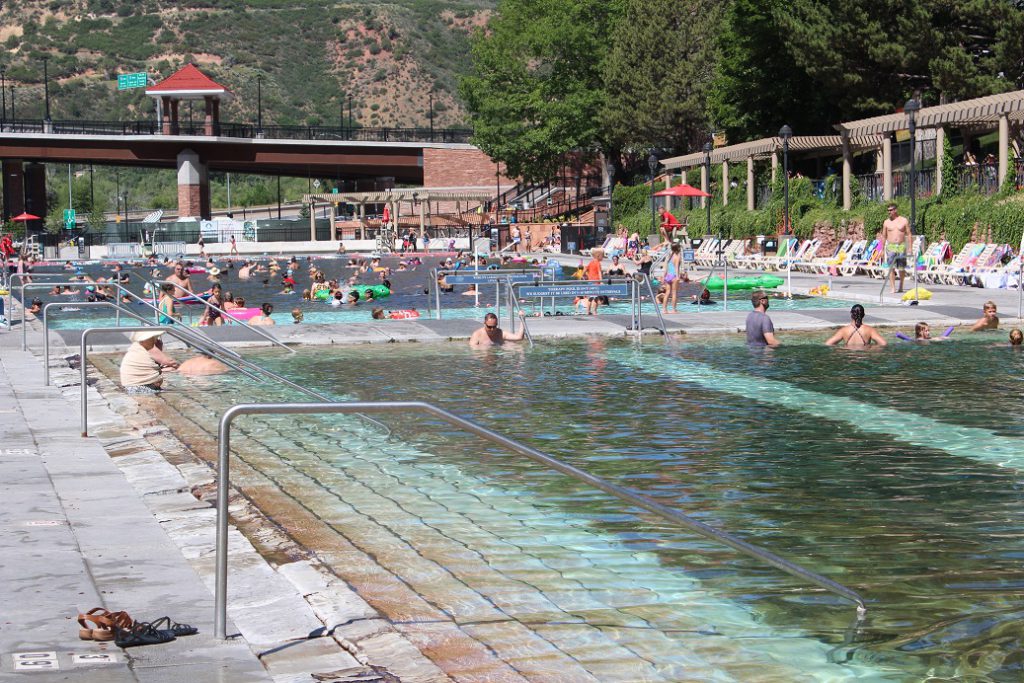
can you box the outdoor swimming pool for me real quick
[97,332,1024,680]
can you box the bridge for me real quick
[0,121,500,224]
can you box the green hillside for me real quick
[0,0,494,128]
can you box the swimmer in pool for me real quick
[970,301,999,331]
[824,304,887,348]
[469,311,527,347]
[915,322,931,341]
[1010,328,1023,346]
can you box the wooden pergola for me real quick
[302,188,494,241]
[661,89,1024,211]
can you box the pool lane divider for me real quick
[609,349,1024,473]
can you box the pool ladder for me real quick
[213,401,867,639]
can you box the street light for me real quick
[905,98,921,302]
[648,152,658,239]
[703,142,713,245]
[256,75,263,135]
[607,160,616,234]
[42,57,51,124]
[779,124,793,234]
[1,68,6,128]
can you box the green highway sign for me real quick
[117,72,147,90]
[63,209,76,229]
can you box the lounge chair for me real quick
[837,239,881,276]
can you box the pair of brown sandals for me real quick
[77,608,198,648]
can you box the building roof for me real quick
[303,188,495,204]
[837,90,1024,137]
[145,64,233,100]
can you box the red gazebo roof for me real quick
[145,64,233,100]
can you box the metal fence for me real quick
[0,117,472,144]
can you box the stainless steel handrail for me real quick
[7,272,67,321]
[637,273,667,335]
[44,300,262,387]
[78,325,267,437]
[214,401,866,639]
[36,289,393,438]
[150,278,294,354]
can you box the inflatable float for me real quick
[388,309,420,319]
[351,284,391,299]
[704,274,785,291]
[224,307,263,322]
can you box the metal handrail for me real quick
[6,272,67,320]
[214,401,866,639]
[504,296,534,348]
[150,278,294,354]
[43,300,262,386]
[77,325,269,437]
[637,273,667,335]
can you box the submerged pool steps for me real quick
[139,382,885,682]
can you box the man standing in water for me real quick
[166,262,194,298]
[469,311,527,347]
[745,290,780,347]
[878,204,912,294]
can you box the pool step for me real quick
[152,386,854,682]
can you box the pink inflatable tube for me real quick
[225,307,262,321]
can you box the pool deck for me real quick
[1,261,1020,680]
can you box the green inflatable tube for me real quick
[313,288,331,301]
[352,284,391,298]
[704,274,784,291]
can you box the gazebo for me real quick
[145,64,232,136]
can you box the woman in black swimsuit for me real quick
[824,304,887,348]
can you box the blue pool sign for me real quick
[683,249,695,262]
[447,274,538,285]
[520,283,630,298]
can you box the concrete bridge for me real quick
[0,125,502,224]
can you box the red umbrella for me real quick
[11,212,41,221]
[653,184,711,198]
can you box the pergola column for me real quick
[700,164,709,209]
[999,114,1010,186]
[721,161,729,206]
[770,152,779,183]
[664,172,673,211]
[329,202,337,242]
[161,96,172,135]
[359,202,366,240]
[746,157,755,211]
[882,136,893,201]
[935,127,945,195]
[841,132,852,210]
[308,202,316,240]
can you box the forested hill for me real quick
[0,0,494,128]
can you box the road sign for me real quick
[312,179,321,189]
[117,72,147,90]
[63,208,76,229]
[331,187,339,194]
[520,283,630,298]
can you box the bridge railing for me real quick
[0,117,473,144]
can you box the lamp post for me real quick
[428,93,434,138]
[703,142,712,246]
[779,125,793,234]
[905,98,921,302]
[42,57,51,124]
[1,68,6,128]
[648,152,658,240]
[256,75,263,136]
[8,85,14,121]
[607,160,616,234]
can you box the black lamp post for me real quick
[607,160,616,233]
[905,98,921,300]
[9,85,14,121]
[779,125,793,234]
[1,68,6,127]
[42,57,51,124]
[648,152,658,239]
[428,93,434,138]
[256,75,263,135]
[703,142,713,251]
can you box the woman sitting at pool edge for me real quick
[825,304,887,348]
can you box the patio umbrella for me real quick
[11,212,41,222]
[653,184,711,198]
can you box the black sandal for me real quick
[114,621,177,647]
[149,616,198,637]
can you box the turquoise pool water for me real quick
[135,332,1024,680]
